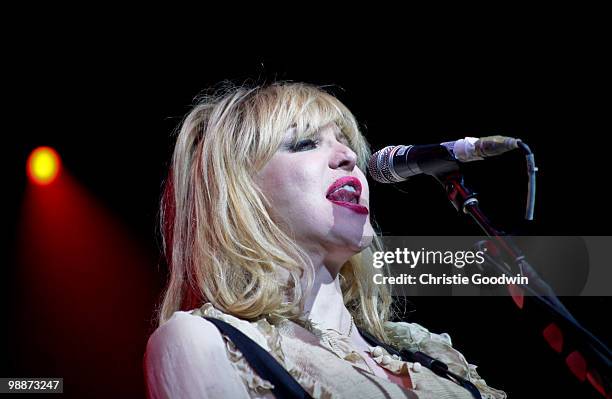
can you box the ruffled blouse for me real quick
[188,303,507,399]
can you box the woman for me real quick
[144,82,506,398]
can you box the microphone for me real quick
[368,135,521,183]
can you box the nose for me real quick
[329,141,357,171]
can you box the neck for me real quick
[302,262,353,335]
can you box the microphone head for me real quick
[368,146,400,184]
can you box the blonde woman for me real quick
[144,82,506,399]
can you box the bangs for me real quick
[268,84,371,170]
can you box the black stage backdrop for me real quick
[4,48,610,398]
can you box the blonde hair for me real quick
[158,82,394,342]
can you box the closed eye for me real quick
[290,139,319,152]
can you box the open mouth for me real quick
[325,176,369,214]
[326,176,362,204]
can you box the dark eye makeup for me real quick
[289,138,319,152]
[285,131,351,153]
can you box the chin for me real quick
[354,234,374,252]
[361,233,375,248]
[342,231,374,253]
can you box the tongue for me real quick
[327,189,355,202]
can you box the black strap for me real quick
[357,327,482,399]
[203,317,313,399]
[202,315,480,399]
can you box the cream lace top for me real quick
[145,303,507,399]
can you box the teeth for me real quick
[327,183,360,204]
[331,184,357,194]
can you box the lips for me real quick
[326,176,369,215]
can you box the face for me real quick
[255,122,375,276]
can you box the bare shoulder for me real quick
[144,312,251,398]
[145,311,226,358]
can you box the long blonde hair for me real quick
[158,82,394,342]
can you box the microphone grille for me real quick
[368,146,397,183]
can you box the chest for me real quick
[349,333,414,389]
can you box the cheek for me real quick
[258,157,328,222]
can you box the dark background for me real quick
[4,34,610,398]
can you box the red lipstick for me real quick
[326,176,369,215]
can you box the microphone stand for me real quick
[432,167,611,396]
